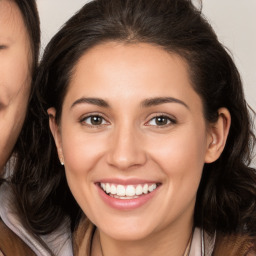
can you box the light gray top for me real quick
[0,182,73,256]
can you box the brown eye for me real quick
[146,115,176,127]
[155,116,169,126]
[91,116,103,125]
[81,115,108,127]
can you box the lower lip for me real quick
[96,185,159,211]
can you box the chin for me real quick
[103,228,152,242]
[97,218,155,241]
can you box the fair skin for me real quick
[49,42,230,256]
[0,0,31,172]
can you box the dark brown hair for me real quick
[12,0,256,239]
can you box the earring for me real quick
[58,148,64,165]
[59,155,64,166]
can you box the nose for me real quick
[106,124,147,170]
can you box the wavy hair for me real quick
[12,0,256,238]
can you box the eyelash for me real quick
[79,113,176,128]
[0,45,6,50]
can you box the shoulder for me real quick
[213,232,256,256]
[0,218,36,256]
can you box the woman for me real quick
[13,0,256,255]
[0,0,39,174]
[0,0,41,255]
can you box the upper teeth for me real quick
[100,183,157,197]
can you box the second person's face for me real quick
[50,42,214,242]
[0,0,31,171]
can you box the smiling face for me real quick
[0,0,31,171]
[49,42,227,244]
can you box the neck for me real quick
[92,216,193,256]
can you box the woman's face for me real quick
[50,42,222,241]
[0,0,31,171]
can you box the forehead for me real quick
[71,42,193,93]
[66,42,202,110]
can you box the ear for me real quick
[205,108,231,163]
[47,107,64,165]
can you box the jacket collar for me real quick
[0,182,73,256]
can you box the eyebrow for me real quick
[141,97,189,109]
[71,97,110,109]
[70,96,189,110]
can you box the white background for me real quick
[37,0,256,165]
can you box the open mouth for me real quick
[98,182,161,200]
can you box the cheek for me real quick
[148,125,207,186]
[146,127,207,220]
[60,127,105,217]
[0,51,30,106]
[0,51,31,170]
[60,126,106,177]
